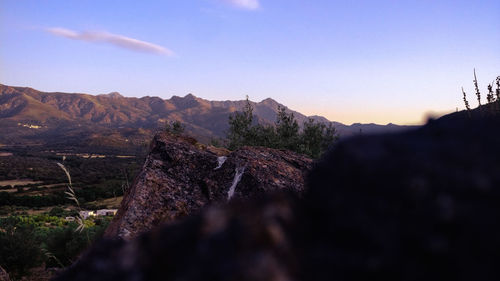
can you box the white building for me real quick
[96,209,118,216]
[79,210,96,219]
[78,209,118,219]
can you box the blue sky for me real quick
[1,0,499,124]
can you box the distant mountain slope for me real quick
[0,84,415,151]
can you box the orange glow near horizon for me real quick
[298,106,456,126]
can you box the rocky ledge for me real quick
[104,134,312,239]
[55,109,500,281]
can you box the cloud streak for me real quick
[46,27,174,56]
[223,0,260,10]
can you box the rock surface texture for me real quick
[0,266,9,281]
[54,109,500,281]
[104,133,313,239]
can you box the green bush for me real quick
[165,120,185,135]
[0,214,111,275]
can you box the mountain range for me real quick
[0,84,415,153]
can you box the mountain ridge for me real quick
[0,84,416,151]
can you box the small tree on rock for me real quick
[165,121,185,135]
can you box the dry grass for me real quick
[57,162,85,232]
[92,196,124,209]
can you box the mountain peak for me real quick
[170,93,198,101]
[259,98,282,108]
[184,93,197,99]
[100,92,123,99]
[260,97,278,104]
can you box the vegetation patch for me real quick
[226,97,338,159]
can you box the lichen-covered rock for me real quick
[54,109,500,281]
[104,133,312,239]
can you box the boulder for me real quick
[104,133,312,239]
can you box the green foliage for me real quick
[49,206,65,217]
[227,96,255,150]
[226,97,338,158]
[43,220,109,267]
[0,214,111,276]
[165,120,185,135]
[0,219,43,278]
[301,119,338,159]
[250,124,279,148]
[275,106,300,151]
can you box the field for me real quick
[0,179,44,187]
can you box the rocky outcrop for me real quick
[54,109,500,281]
[104,133,312,239]
[0,266,9,281]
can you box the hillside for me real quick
[0,84,415,151]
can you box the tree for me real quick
[275,106,300,150]
[300,119,338,158]
[227,96,254,150]
[251,124,278,148]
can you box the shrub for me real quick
[49,206,65,217]
[165,120,185,135]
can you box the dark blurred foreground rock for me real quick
[105,133,313,239]
[0,266,9,281]
[54,109,500,281]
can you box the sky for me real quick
[0,0,499,125]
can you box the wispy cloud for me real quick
[45,27,174,56]
[223,0,260,10]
